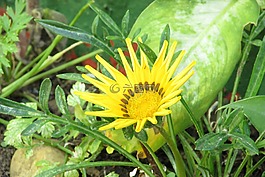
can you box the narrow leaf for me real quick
[121,10,130,36]
[56,73,89,84]
[55,85,70,116]
[220,96,265,133]
[91,15,99,36]
[160,24,170,51]
[245,35,265,97]
[22,119,48,136]
[229,132,259,155]
[251,11,265,39]
[90,5,123,37]
[0,97,44,117]
[37,19,114,57]
[39,78,52,113]
[138,43,157,64]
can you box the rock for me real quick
[10,144,65,177]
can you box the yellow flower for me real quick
[75,38,195,132]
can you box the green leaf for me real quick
[229,132,259,155]
[138,42,157,64]
[195,132,228,151]
[39,78,52,113]
[22,119,48,136]
[224,108,245,132]
[121,10,130,37]
[122,125,134,141]
[4,118,35,148]
[105,171,119,177]
[91,15,99,36]
[0,97,45,117]
[55,85,70,116]
[37,19,115,57]
[90,4,123,37]
[221,96,265,133]
[117,0,260,153]
[250,11,265,40]
[38,121,55,138]
[160,24,170,51]
[245,35,265,97]
[56,73,89,84]
[134,129,148,142]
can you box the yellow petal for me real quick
[95,55,130,85]
[85,110,123,118]
[159,96,181,109]
[135,119,147,132]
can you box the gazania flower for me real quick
[75,38,195,132]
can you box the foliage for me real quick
[0,0,31,74]
[0,0,265,177]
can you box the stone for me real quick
[10,144,65,177]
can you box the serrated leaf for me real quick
[39,78,52,113]
[38,122,55,138]
[195,132,228,151]
[229,132,259,155]
[4,118,35,148]
[0,97,45,117]
[90,5,123,37]
[37,19,115,57]
[55,85,70,116]
[220,96,265,133]
[245,35,265,97]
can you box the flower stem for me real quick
[180,96,204,138]
[156,125,186,177]
[140,141,167,177]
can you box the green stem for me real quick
[22,49,102,87]
[244,156,265,177]
[15,50,45,79]
[234,155,250,177]
[46,115,155,177]
[141,141,167,177]
[36,161,149,177]
[33,134,73,156]
[229,43,252,106]
[156,125,186,177]
[0,117,8,126]
[180,96,204,138]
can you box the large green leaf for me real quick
[107,0,259,154]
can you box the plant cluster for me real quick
[0,0,265,177]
